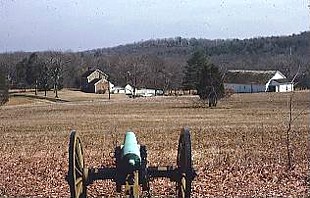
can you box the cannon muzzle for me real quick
[121,131,141,170]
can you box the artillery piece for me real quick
[66,128,196,198]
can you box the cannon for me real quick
[66,128,196,198]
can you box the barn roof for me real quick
[224,70,278,84]
[271,78,291,84]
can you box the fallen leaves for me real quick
[0,91,309,197]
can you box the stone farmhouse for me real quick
[81,69,109,93]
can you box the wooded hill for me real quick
[88,31,309,77]
[0,31,309,91]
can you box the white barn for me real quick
[224,70,294,93]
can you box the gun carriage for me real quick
[66,128,196,197]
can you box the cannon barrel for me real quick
[121,131,141,170]
[67,129,196,198]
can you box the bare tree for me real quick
[47,52,66,98]
[286,93,294,170]
[285,91,310,171]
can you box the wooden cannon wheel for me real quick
[68,131,87,198]
[176,128,194,198]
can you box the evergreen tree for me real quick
[15,53,44,94]
[26,53,44,95]
[183,50,224,100]
[183,50,204,91]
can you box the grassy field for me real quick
[0,90,309,197]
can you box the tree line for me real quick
[0,51,186,93]
[0,31,309,102]
[12,52,65,98]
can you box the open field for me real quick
[0,90,309,197]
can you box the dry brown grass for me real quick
[0,90,309,197]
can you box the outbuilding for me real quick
[224,70,293,93]
[268,79,294,92]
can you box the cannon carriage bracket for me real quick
[66,128,197,198]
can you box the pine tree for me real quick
[183,50,224,100]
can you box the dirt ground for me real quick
[0,90,309,197]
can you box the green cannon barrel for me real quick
[121,131,141,170]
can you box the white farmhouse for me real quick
[125,84,134,95]
[224,70,294,93]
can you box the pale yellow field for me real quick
[0,90,309,197]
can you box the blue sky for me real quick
[0,0,309,52]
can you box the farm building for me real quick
[81,69,109,93]
[111,86,126,94]
[268,79,294,92]
[110,84,136,95]
[125,84,134,95]
[124,84,163,97]
[224,70,294,93]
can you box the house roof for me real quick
[125,84,134,89]
[81,69,108,78]
[89,78,101,85]
[224,70,280,84]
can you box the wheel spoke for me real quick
[75,166,83,177]
[75,156,83,171]
[75,184,82,197]
[181,177,186,193]
[76,141,84,166]
[75,177,83,186]
[75,143,83,169]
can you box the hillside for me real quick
[89,32,309,58]
[88,31,309,74]
[0,31,309,90]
